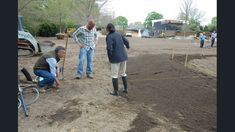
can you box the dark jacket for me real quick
[106,32,130,63]
[33,51,60,71]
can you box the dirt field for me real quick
[18,36,216,132]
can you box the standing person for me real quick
[33,46,66,92]
[105,23,130,96]
[211,31,217,47]
[200,32,206,48]
[72,20,98,79]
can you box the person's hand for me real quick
[56,82,60,87]
[79,44,84,48]
[55,77,61,87]
[77,42,84,48]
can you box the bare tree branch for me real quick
[18,0,44,12]
[97,0,110,10]
[19,0,36,12]
[179,0,193,23]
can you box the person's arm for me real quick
[72,27,84,48]
[56,63,59,78]
[106,35,113,60]
[94,28,98,45]
[46,58,57,76]
[46,58,60,86]
[121,35,130,49]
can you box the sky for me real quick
[101,0,217,26]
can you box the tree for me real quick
[42,0,73,33]
[199,25,203,31]
[178,0,204,32]
[97,12,115,28]
[203,25,209,32]
[18,0,111,35]
[71,0,111,25]
[188,19,200,31]
[18,0,45,12]
[178,0,193,23]
[208,16,217,32]
[96,0,112,26]
[113,16,128,30]
[144,11,163,29]
[18,0,46,35]
[211,16,217,26]
[96,0,111,10]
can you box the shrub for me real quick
[38,22,59,37]
[66,21,76,28]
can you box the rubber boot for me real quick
[122,76,128,94]
[111,78,119,96]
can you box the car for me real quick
[141,29,152,38]
[125,31,132,37]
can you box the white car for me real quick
[125,31,132,37]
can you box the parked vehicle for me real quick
[125,31,132,37]
[18,15,42,57]
[141,29,152,38]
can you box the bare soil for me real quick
[18,37,216,132]
[125,54,216,132]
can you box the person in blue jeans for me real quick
[72,20,98,79]
[211,31,217,47]
[33,46,66,92]
[200,32,206,48]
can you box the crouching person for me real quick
[105,23,130,96]
[33,46,66,93]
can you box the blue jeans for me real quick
[77,47,94,77]
[200,40,204,48]
[211,38,215,47]
[34,70,55,87]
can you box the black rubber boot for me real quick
[111,78,119,96]
[122,76,128,94]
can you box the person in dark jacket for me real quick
[105,23,130,96]
[33,46,66,92]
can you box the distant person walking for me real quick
[72,20,98,79]
[200,32,206,48]
[105,23,130,96]
[211,31,217,47]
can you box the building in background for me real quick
[152,19,184,37]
